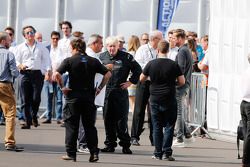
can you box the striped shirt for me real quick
[0,45,19,82]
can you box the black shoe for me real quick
[131,139,140,146]
[21,124,31,129]
[57,120,62,124]
[61,155,76,162]
[185,134,192,139]
[5,145,24,152]
[100,147,115,152]
[122,147,132,154]
[42,119,51,124]
[163,155,175,161]
[89,149,99,162]
[0,122,5,126]
[32,119,40,127]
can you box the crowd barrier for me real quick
[187,72,213,139]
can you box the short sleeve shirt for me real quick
[57,53,108,100]
[143,58,182,103]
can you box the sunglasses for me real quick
[8,33,13,37]
[26,31,35,35]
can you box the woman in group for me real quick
[127,35,141,112]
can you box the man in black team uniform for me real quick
[140,40,185,160]
[99,36,142,154]
[55,39,111,162]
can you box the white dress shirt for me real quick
[58,35,73,59]
[86,47,101,62]
[200,49,209,74]
[242,66,250,102]
[9,41,17,56]
[85,47,106,107]
[50,45,64,72]
[15,41,51,74]
[167,46,178,61]
[134,43,157,69]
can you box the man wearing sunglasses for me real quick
[4,27,17,55]
[42,31,64,125]
[15,25,51,129]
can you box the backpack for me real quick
[237,120,244,159]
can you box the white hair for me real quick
[105,36,118,46]
[87,34,102,46]
[149,30,163,41]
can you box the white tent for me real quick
[207,0,250,137]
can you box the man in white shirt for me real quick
[86,34,103,60]
[131,30,163,146]
[35,32,43,43]
[240,54,250,167]
[198,35,209,74]
[4,27,17,54]
[15,25,51,129]
[42,31,64,124]
[167,30,178,61]
[58,21,73,59]
[140,33,149,45]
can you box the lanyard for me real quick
[147,44,157,59]
[25,42,37,54]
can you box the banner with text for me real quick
[157,0,179,37]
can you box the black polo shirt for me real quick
[57,53,108,100]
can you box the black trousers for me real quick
[103,88,131,148]
[241,100,250,165]
[20,70,43,126]
[131,81,152,141]
[64,99,98,157]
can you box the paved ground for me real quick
[0,113,242,167]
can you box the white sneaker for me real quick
[78,147,90,154]
[172,139,185,147]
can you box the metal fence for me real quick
[187,72,213,139]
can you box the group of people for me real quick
[0,20,213,163]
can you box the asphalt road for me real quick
[0,113,242,167]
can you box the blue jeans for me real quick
[44,80,63,121]
[150,100,177,158]
[176,84,191,141]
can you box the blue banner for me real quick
[157,0,179,37]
